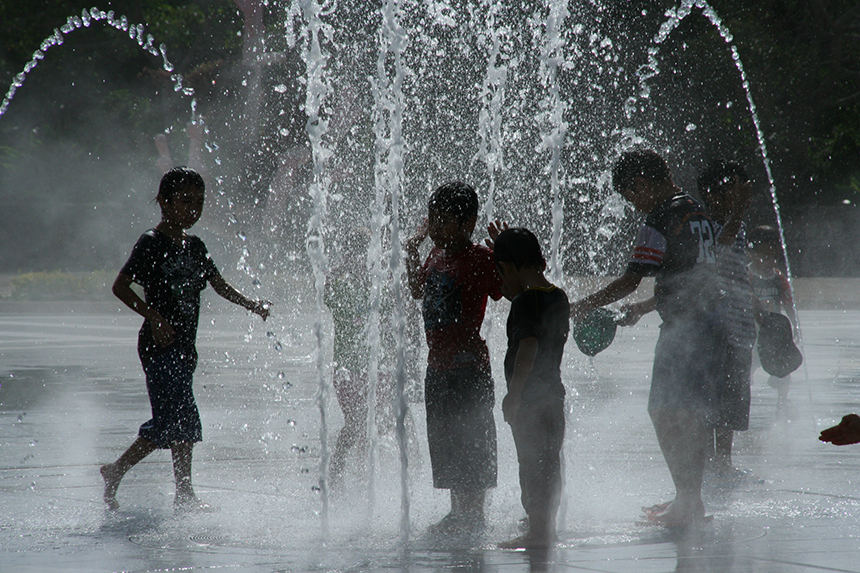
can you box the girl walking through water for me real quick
[101,167,270,512]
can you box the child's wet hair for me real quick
[612,149,671,196]
[697,159,749,200]
[158,167,204,202]
[748,225,781,248]
[428,181,479,226]
[494,227,545,270]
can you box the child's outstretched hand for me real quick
[618,299,654,326]
[406,219,429,252]
[502,392,521,425]
[249,300,271,321]
[819,414,860,446]
[150,316,176,347]
[726,176,754,216]
[485,219,509,249]
[616,304,642,326]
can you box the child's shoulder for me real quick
[463,243,498,275]
[132,228,165,249]
[139,228,160,241]
[465,242,494,260]
[188,233,208,246]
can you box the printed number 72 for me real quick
[690,220,716,264]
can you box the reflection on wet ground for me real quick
[1,307,859,572]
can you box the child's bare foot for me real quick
[642,501,671,516]
[428,512,485,537]
[174,493,217,514]
[499,532,552,549]
[100,464,120,511]
[643,498,706,527]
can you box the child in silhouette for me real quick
[101,167,269,512]
[572,150,724,526]
[697,160,755,477]
[747,225,797,418]
[405,181,503,534]
[324,227,396,488]
[493,228,569,549]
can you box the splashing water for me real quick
[372,0,412,544]
[0,7,189,117]
[629,0,805,365]
[475,1,508,224]
[296,0,334,538]
[537,0,570,285]
[0,0,817,546]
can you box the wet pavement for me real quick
[1,301,859,572]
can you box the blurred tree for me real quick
[0,0,858,273]
[0,1,244,271]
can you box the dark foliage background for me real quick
[0,1,857,275]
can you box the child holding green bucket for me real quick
[625,159,757,480]
[570,149,725,526]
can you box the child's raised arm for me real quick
[208,272,270,320]
[484,219,509,250]
[570,273,643,322]
[405,219,429,300]
[112,273,175,347]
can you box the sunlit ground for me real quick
[1,298,859,572]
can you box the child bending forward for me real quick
[494,227,570,549]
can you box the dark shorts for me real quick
[425,366,497,490]
[649,316,725,426]
[715,345,753,430]
[138,344,202,448]
[511,396,565,520]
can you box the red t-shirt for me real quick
[418,243,503,371]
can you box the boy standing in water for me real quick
[572,150,724,526]
[405,181,503,534]
[697,160,756,477]
[101,167,270,512]
[493,228,569,549]
[324,227,396,489]
[747,225,797,418]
